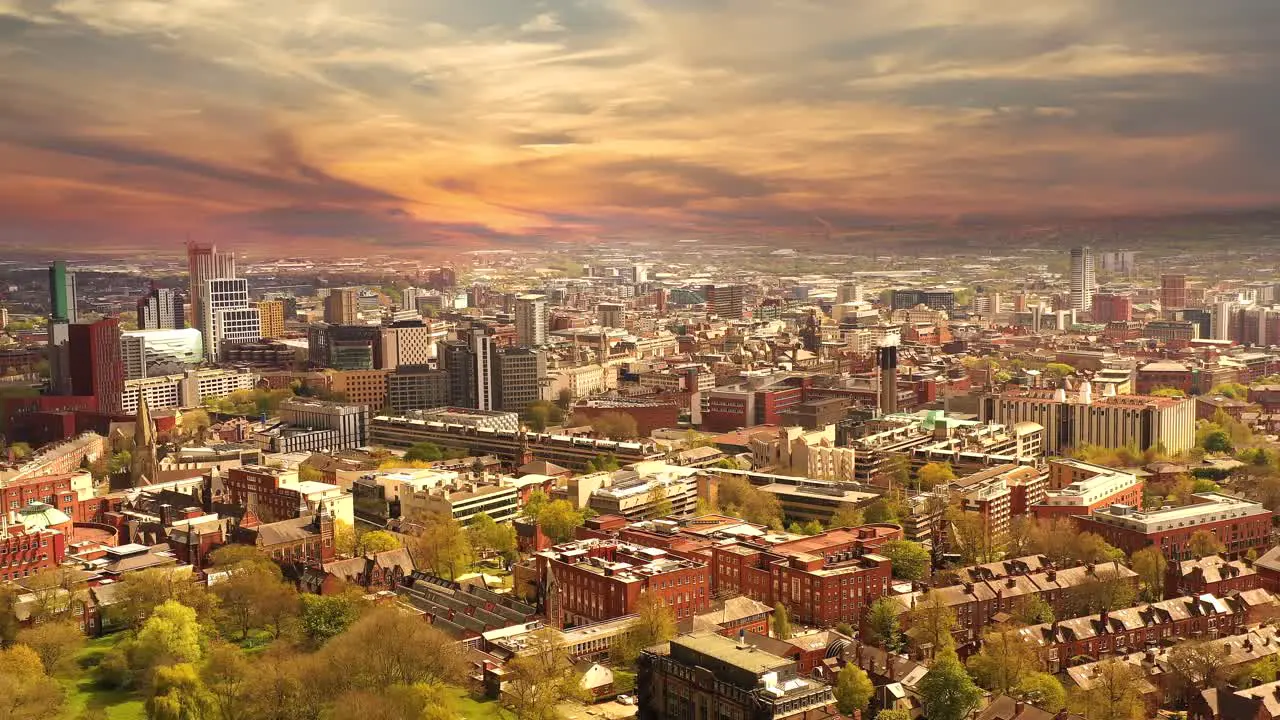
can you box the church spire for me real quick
[130,388,158,487]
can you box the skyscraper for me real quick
[514,294,548,346]
[1161,274,1188,311]
[257,300,286,339]
[474,331,496,410]
[703,284,746,320]
[878,334,900,416]
[1069,246,1097,312]
[137,285,186,330]
[202,278,260,359]
[69,317,124,414]
[187,242,236,336]
[48,261,77,324]
[324,288,359,325]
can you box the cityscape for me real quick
[3,2,1280,720]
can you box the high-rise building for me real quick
[257,300,285,339]
[495,347,546,416]
[878,334,900,415]
[137,285,186,330]
[48,261,78,324]
[1069,246,1097,312]
[702,284,746,320]
[379,321,436,370]
[69,317,124,414]
[187,242,236,335]
[474,332,496,411]
[202,278,260,359]
[121,328,205,380]
[0,306,8,329]
[400,287,422,313]
[439,340,478,409]
[514,294,547,346]
[1161,274,1188,311]
[308,324,380,370]
[387,367,450,414]
[324,288,359,325]
[837,283,864,304]
[1212,301,1236,342]
[1091,293,1133,323]
[597,302,625,329]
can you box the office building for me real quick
[120,328,205,380]
[47,261,78,395]
[308,324,380,370]
[272,397,369,451]
[1076,493,1272,561]
[401,287,422,313]
[587,463,699,519]
[49,261,78,324]
[891,288,956,312]
[495,347,546,416]
[1099,250,1138,275]
[837,283,864,304]
[878,334,899,415]
[379,321,436,369]
[1145,320,1199,344]
[514,294,548,346]
[200,278,259,359]
[1161,274,1188,311]
[439,339,479,409]
[328,369,390,409]
[1069,246,1097,312]
[121,368,257,414]
[136,285,186,330]
[1091,293,1133,323]
[405,482,519,527]
[597,302,625,329]
[474,332,497,410]
[638,633,837,720]
[323,288,359,325]
[67,317,124,414]
[702,284,746,320]
[187,242,236,336]
[387,367,450,414]
[257,300,286,339]
[980,386,1196,455]
[1032,460,1144,520]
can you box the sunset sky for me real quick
[1,0,1278,251]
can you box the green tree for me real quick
[0,644,64,719]
[585,453,621,473]
[407,511,474,580]
[866,597,903,652]
[202,640,251,720]
[876,711,911,720]
[320,607,466,689]
[918,647,982,720]
[829,506,864,528]
[967,624,1040,695]
[468,512,517,562]
[403,442,444,462]
[1014,672,1066,711]
[881,540,931,582]
[299,590,366,648]
[716,475,784,529]
[1209,383,1248,400]
[1151,386,1186,398]
[648,483,674,518]
[612,592,677,666]
[147,663,211,720]
[537,500,588,544]
[6,441,33,460]
[180,410,212,445]
[772,603,792,640]
[1202,429,1234,453]
[0,585,20,647]
[1068,659,1146,720]
[356,530,401,555]
[577,411,638,440]
[523,489,549,519]
[15,620,83,675]
[211,561,288,641]
[907,590,956,657]
[1166,639,1232,703]
[1189,529,1226,559]
[834,663,874,716]
[916,462,956,490]
[503,628,588,720]
[1043,363,1076,379]
[1016,595,1055,626]
[1131,547,1168,601]
[131,600,204,676]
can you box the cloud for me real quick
[0,0,1278,249]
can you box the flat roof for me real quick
[673,633,792,675]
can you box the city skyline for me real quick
[1,1,1279,252]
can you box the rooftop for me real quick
[672,633,793,676]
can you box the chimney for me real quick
[1007,577,1016,588]
[1046,569,1057,582]
[1015,700,1026,716]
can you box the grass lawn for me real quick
[59,634,146,720]
[445,685,516,720]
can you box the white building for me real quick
[122,368,257,414]
[121,328,204,380]
[202,278,259,358]
[1069,246,1097,312]
[514,294,548,346]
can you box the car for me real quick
[616,695,636,706]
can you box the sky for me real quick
[1,0,1278,251]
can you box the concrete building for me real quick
[638,633,837,720]
[1070,246,1098,312]
[587,462,700,519]
[203,278,260,359]
[187,242,235,339]
[328,369,389,409]
[121,368,257,414]
[514,294,548,346]
[495,347,546,416]
[1076,492,1273,561]
[379,322,436,369]
[137,286,186,330]
[272,397,369,450]
[702,284,746,320]
[324,288,359,325]
[387,367,450,414]
[980,387,1196,455]
[257,300,286,339]
[405,481,519,526]
[597,302,625,329]
[1032,460,1144,520]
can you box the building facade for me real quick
[1075,493,1273,561]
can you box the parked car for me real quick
[616,695,636,706]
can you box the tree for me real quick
[556,388,573,411]
[1043,363,1075,379]
[1131,547,1168,601]
[772,603,792,640]
[407,511,474,580]
[585,453,621,473]
[22,567,86,623]
[299,589,366,648]
[950,509,1001,564]
[881,540,931,582]
[330,683,456,720]
[967,624,1040,695]
[525,400,564,432]
[1202,429,1234,454]
[180,410,211,445]
[1061,567,1137,618]
[877,711,911,720]
[202,641,251,720]
[1210,382,1249,400]
[468,512,516,561]
[1015,595,1055,626]
[130,600,204,682]
[829,506,864,528]
[147,663,211,720]
[320,608,466,690]
[579,411,638,440]
[333,520,358,557]
[403,442,445,462]
[834,663,874,716]
[112,568,214,631]
[1151,387,1186,398]
[1073,533,1125,565]
[503,628,588,720]
[648,483,673,518]
[1068,659,1147,720]
[917,462,956,490]
[212,561,288,640]
[907,590,956,657]
[0,644,64,720]
[1166,639,1231,702]
[537,500,587,544]
[208,544,271,570]
[716,475,784,529]
[612,592,678,666]
[866,597,904,652]
[5,442,33,460]
[918,648,982,720]
[523,489,549,519]
[15,620,82,675]
[1189,530,1226,559]
[356,530,401,555]
[1014,672,1066,711]
[0,585,20,648]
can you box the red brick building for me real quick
[235,507,336,568]
[0,524,66,582]
[533,539,711,628]
[701,376,811,433]
[1075,492,1273,561]
[69,318,124,414]
[1169,557,1259,599]
[1091,294,1133,323]
[710,525,897,627]
[219,466,305,524]
[1,472,90,523]
[1031,460,1144,521]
